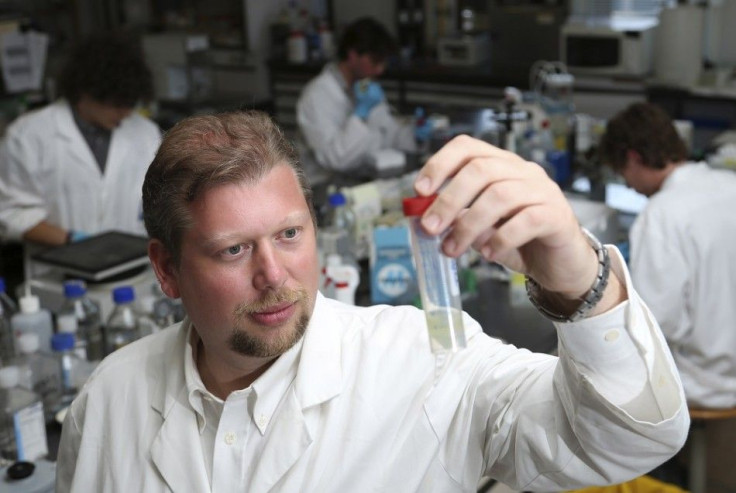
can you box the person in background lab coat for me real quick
[599,102,736,409]
[56,111,689,492]
[0,32,161,247]
[296,17,419,187]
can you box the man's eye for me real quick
[283,228,298,239]
[226,245,243,256]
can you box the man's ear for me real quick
[148,239,180,299]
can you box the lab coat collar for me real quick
[52,100,99,174]
[150,294,343,491]
[326,62,349,95]
[660,161,706,192]
[293,292,344,409]
[150,322,211,492]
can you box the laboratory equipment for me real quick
[437,33,490,67]
[0,459,55,492]
[402,195,466,353]
[104,286,141,356]
[370,225,417,306]
[58,280,103,362]
[12,333,61,423]
[0,277,17,363]
[0,366,47,462]
[11,291,53,354]
[50,333,82,410]
[323,254,360,305]
[561,19,657,77]
[26,231,156,322]
[319,192,358,268]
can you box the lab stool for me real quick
[687,406,736,493]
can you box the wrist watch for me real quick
[525,227,611,323]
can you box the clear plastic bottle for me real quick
[137,295,162,338]
[11,291,53,354]
[12,333,62,423]
[56,313,89,361]
[58,279,103,362]
[104,286,140,355]
[402,195,466,353]
[51,333,83,410]
[0,365,48,462]
[320,192,359,266]
[0,277,18,364]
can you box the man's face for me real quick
[78,98,133,130]
[620,153,658,197]
[157,164,320,359]
[349,51,386,81]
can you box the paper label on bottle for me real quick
[13,401,48,461]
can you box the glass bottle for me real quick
[0,365,48,462]
[104,286,140,355]
[0,277,17,364]
[58,279,103,362]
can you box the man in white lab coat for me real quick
[0,32,161,247]
[57,111,689,492]
[599,102,736,409]
[296,17,418,187]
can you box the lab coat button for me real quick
[604,330,620,342]
[257,415,268,428]
[224,432,236,445]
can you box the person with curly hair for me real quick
[599,102,736,408]
[0,32,161,247]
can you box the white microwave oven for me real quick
[560,21,657,77]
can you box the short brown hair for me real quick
[599,102,687,172]
[142,111,315,265]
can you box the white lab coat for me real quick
[296,63,416,185]
[0,100,161,241]
[630,162,736,408]
[57,251,689,493]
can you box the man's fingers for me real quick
[414,135,519,196]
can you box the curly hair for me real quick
[337,17,398,62]
[58,32,153,107]
[598,102,687,172]
[142,110,316,266]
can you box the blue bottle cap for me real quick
[112,286,135,304]
[51,332,76,351]
[63,279,87,298]
[328,192,346,206]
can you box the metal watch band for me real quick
[525,227,611,323]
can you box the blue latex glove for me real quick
[68,230,90,243]
[353,80,385,119]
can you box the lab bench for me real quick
[267,59,648,138]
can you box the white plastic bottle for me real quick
[58,279,103,362]
[324,254,360,305]
[104,286,140,355]
[0,365,48,461]
[11,290,53,354]
[12,333,61,423]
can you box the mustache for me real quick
[233,288,308,318]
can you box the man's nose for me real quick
[252,243,287,291]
